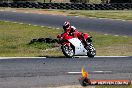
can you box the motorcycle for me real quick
[57,32,96,58]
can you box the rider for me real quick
[63,21,79,37]
[62,21,91,50]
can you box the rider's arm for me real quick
[71,26,77,32]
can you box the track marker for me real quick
[41,26,44,28]
[4,21,10,23]
[123,36,128,38]
[13,22,17,23]
[19,23,24,25]
[75,16,79,17]
[56,28,60,29]
[104,34,108,35]
[48,27,52,29]
[114,35,119,36]
[33,25,38,26]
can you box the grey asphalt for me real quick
[0,11,132,88]
[0,57,132,88]
[0,11,132,36]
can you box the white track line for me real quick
[93,71,112,73]
[95,56,129,57]
[24,12,29,13]
[88,16,131,22]
[38,13,42,15]
[122,20,126,21]
[12,11,16,12]
[0,10,4,11]
[0,56,130,59]
[67,72,81,74]
[67,71,112,74]
[75,16,79,17]
[0,57,46,59]
[74,56,130,58]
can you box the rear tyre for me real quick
[61,45,74,58]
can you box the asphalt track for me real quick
[0,11,132,88]
[0,57,132,88]
[0,11,132,36]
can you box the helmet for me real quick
[63,21,70,31]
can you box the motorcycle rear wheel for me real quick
[61,45,74,58]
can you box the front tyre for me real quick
[61,45,74,58]
[87,43,96,58]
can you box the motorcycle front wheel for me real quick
[61,45,74,58]
[87,43,96,58]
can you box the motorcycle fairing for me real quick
[68,38,87,55]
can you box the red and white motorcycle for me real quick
[57,32,96,58]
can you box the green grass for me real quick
[96,85,132,88]
[0,21,62,56]
[0,21,132,57]
[58,10,132,20]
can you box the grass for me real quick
[0,21,62,57]
[45,10,132,20]
[96,85,132,88]
[0,21,132,57]
[57,10,132,20]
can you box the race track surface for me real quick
[0,11,132,36]
[0,57,132,88]
[0,11,132,88]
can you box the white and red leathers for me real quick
[61,25,90,48]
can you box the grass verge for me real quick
[96,85,132,88]
[2,8,132,21]
[0,21,62,57]
[65,10,132,20]
[0,21,132,57]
